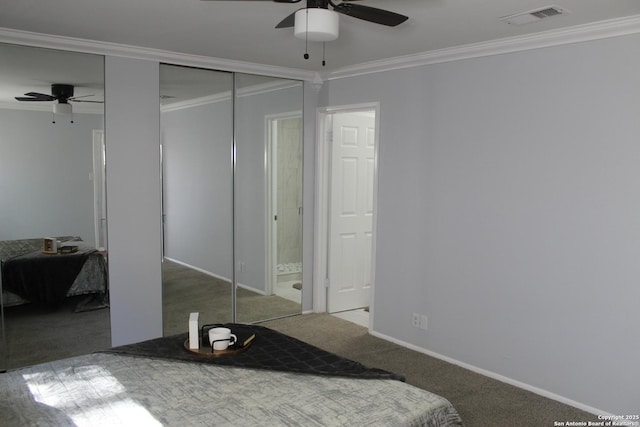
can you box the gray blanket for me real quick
[0,352,465,426]
[104,324,406,381]
[2,245,96,306]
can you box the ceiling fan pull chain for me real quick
[322,42,326,66]
[304,9,310,60]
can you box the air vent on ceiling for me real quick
[499,6,568,26]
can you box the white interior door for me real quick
[327,111,376,313]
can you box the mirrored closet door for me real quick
[160,64,234,335]
[0,43,109,371]
[160,65,303,331]
[234,73,303,323]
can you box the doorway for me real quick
[315,105,378,320]
[267,113,303,304]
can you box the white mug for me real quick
[208,327,237,351]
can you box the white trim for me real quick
[313,107,331,314]
[161,92,230,113]
[236,81,303,99]
[369,328,613,417]
[266,116,278,298]
[0,27,318,82]
[3,15,640,86]
[313,103,380,331]
[164,257,262,294]
[324,14,640,81]
[92,129,107,250]
[160,80,303,113]
[164,257,231,283]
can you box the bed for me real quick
[0,236,108,310]
[0,324,465,426]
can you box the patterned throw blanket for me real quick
[2,246,95,306]
[103,324,406,381]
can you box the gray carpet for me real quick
[261,314,600,427]
[1,295,112,370]
[2,267,601,426]
[162,259,301,335]
[2,260,300,370]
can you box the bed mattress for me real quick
[0,351,463,426]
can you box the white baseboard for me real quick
[369,329,611,417]
[163,257,265,295]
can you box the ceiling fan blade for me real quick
[275,10,297,28]
[333,3,408,26]
[69,94,96,101]
[71,99,104,104]
[15,92,56,102]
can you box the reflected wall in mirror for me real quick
[234,73,303,323]
[0,43,109,370]
[159,66,303,334]
[160,64,234,335]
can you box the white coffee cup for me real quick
[208,327,237,351]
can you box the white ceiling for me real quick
[1,0,639,110]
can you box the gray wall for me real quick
[26,27,633,414]
[161,84,302,294]
[0,108,103,245]
[161,100,233,280]
[105,56,163,346]
[235,84,303,293]
[323,34,640,413]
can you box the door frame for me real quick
[92,129,107,250]
[266,111,303,297]
[313,103,380,327]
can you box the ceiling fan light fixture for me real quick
[294,8,339,42]
[53,102,72,115]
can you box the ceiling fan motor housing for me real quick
[51,84,74,102]
[294,8,339,42]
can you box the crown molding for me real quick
[0,27,317,82]
[3,14,640,85]
[161,80,301,112]
[325,14,640,81]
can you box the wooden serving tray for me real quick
[183,339,252,357]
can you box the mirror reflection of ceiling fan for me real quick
[15,84,103,123]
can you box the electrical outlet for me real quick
[420,315,428,330]
[412,313,420,328]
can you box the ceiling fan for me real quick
[15,83,102,105]
[202,0,407,64]
[15,84,103,123]
[271,0,409,29]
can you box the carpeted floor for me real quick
[162,259,301,335]
[2,266,602,426]
[261,314,601,427]
[1,260,300,370]
[1,295,111,370]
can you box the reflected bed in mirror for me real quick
[0,42,109,371]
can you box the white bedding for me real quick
[0,352,464,426]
